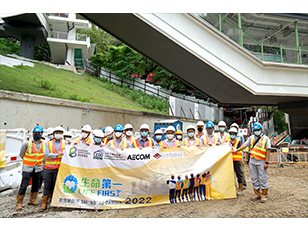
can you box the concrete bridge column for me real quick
[19,35,35,59]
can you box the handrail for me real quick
[48,31,88,42]
[90,66,220,109]
[195,13,308,65]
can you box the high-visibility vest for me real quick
[213,133,230,144]
[23,140,46,167]
[144,138,154,148]
[202,134,211,145]
[44,139,65,169]
[250,136,267,161]
[195,132,204,139]
[230,139,243,161]
[127,137,141,148]
[75,136,93,145]
[200,176,206,185]
[194,177,200,187]
[175,181,182,190]
[183,137,200,146]
[109,138,128,149]
[183,179,190,189]
[165,140,180,147]
[158,141,167,147]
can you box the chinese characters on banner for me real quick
[51,144,236,210]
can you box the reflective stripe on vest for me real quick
[175,181,182,190]
[194,178,200,187]
[250,136,267,161]
[200,176,206,185]
[145,138,154,148]
[165,140,179,147]
[44,139,65,169]
[183,137,200,146]
[75,136,92,145]
[215,133,230,144]
[230,139,243,161]
[159,141,167,147]
[202,134,211,145]
[130,137,139,148]
[109,139,128,149]
[23,141,46,167]
[183,179,190,189]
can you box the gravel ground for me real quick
[1,164,307,218]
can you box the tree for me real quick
[89,45,187,91]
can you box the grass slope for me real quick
[0,62,168,114]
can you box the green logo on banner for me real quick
[63,174,78,193]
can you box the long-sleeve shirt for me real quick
[44,139,62,158]
[19,140,44,173]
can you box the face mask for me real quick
[254,131,261,136]
[48,135,54,140]
[207,128,213,134]
[81,132,88,138]
[230,134,236,139]
[94,137,102,144]
[141,131,148,137]
[108,134,113,139]
[176,135,182,140]
[167,134,174,140]
[197,127,203,132]
[33,134,41,140]
[65,138,71,143]
[188,132,194,138]
[156,135,162,141]
[115,132,122,138]
[126,131,132,136]
[54,134,62,140]
[219,127,225,132]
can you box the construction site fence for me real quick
[243,147,308,167]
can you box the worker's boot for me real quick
[39,196,49,212]
[260,188,268,203]
[28,192,40,206]
[250,188,261,201]
[16,195,25,211]
[237,183,244,195]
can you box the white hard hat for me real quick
[231,123,239,129]
[81,124,92,132]
[229,127,238,134]
[140,123,150,130]
[154,129,163,135]
[197,121,205,126]
[54,126,64,133]
[63,131,72,137]
[47,127,54,135]
[104,126,114,136]
[124,123,133,130]
[218,121,226,127]
[165,126,175,133]
[93,129,104,138]
[186,125,195,131]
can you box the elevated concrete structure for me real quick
[81,13,308,139]
[0,13,91,66]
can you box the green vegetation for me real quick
[90,45,187,91]
[0,62,169,114]
[0,38,19,55]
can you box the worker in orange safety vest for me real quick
[229,127,244,196]
[40,126,65,211]
[16,125,46,211]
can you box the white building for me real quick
[0,13,92,68]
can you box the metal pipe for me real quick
[238,13,243,47]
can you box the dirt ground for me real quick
[1,163,307,218]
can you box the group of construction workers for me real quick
[16,119,271,211]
